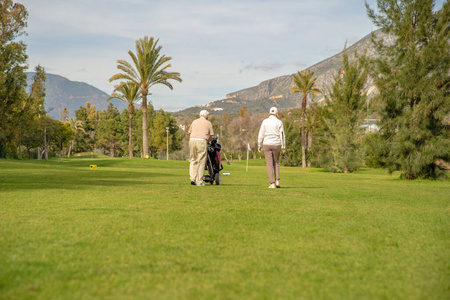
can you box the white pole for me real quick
[367,98,370,133]
[246,143,250,172]
[246,148,249,172]
[166,127,169,160]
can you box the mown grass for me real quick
[0,157,449,299]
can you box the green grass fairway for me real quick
[1,157,449,299]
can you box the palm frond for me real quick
[291,69,321,95]
[110,36,182,103]
[107,81,141,106]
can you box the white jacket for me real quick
[258,115,286,149]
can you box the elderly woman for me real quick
[257,107,286,188]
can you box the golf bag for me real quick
[204,137,223,185]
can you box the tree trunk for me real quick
[301,93,307,168]
[67,140,73,158]
[44,121,48,161]
[307,131,313,150]
[38,147,43,160]
[142,93,149,157]
[18,132,22,159]
[406,171,415,180]
[129,105,133,159]
[59,141,63,161]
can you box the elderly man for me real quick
[188,110,214,186]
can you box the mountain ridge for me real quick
[177,29,389,116]
[26,73,126,120]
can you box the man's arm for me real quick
[208,122,214,141]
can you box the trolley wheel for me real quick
[215,173,221,185]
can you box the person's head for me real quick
[199,109,209,119]
[269,107,278,117]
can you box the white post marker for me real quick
[246,143,251,172]
[166,127,169,160]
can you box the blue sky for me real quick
[21,0,446,111]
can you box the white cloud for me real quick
[22,0,412,112]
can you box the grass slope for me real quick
[0,157,449,299]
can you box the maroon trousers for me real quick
[263,145,281,184]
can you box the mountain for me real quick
[177,29,391,116]
[26,73,126,120]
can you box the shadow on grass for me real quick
[1,174,179,192]
[0,159,181,192]
[301,186,325,189]
[1,157,187,169]
[74,208,140,212]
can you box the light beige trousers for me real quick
[189,139,207,185]
[263,145,281,184]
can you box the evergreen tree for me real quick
[0,0,28,157]
[49,120,72,161]
[323,50,369,173]
[366,0,450,179]
[18,65,46,158]
[74,102,98,152]
[118,109,131,157]
[149,109,180,158]
[0,0,27,45]
[281,109,302,166]
[96,103,122,157]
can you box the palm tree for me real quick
[109,36,182,158]
[65,117,85,158]
[291,69,321,168]
[107,81,141,159]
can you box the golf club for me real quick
[223,153,231,165]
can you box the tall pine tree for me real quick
[323,50,369,173]
[96,103,122,157]
[0,1,28,157]
[366,0,450,179]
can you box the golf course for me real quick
[0,156,449,299]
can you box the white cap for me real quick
[199,110,209,116]
[269,107,278,114]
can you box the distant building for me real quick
[362,119,379,133]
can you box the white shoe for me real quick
[197,182,205,186]
[268,183,276,189]
[276,180,280,188]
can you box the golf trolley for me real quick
[203,137,223,185]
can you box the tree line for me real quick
[0,1,59,160]
[65,102,183,159]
